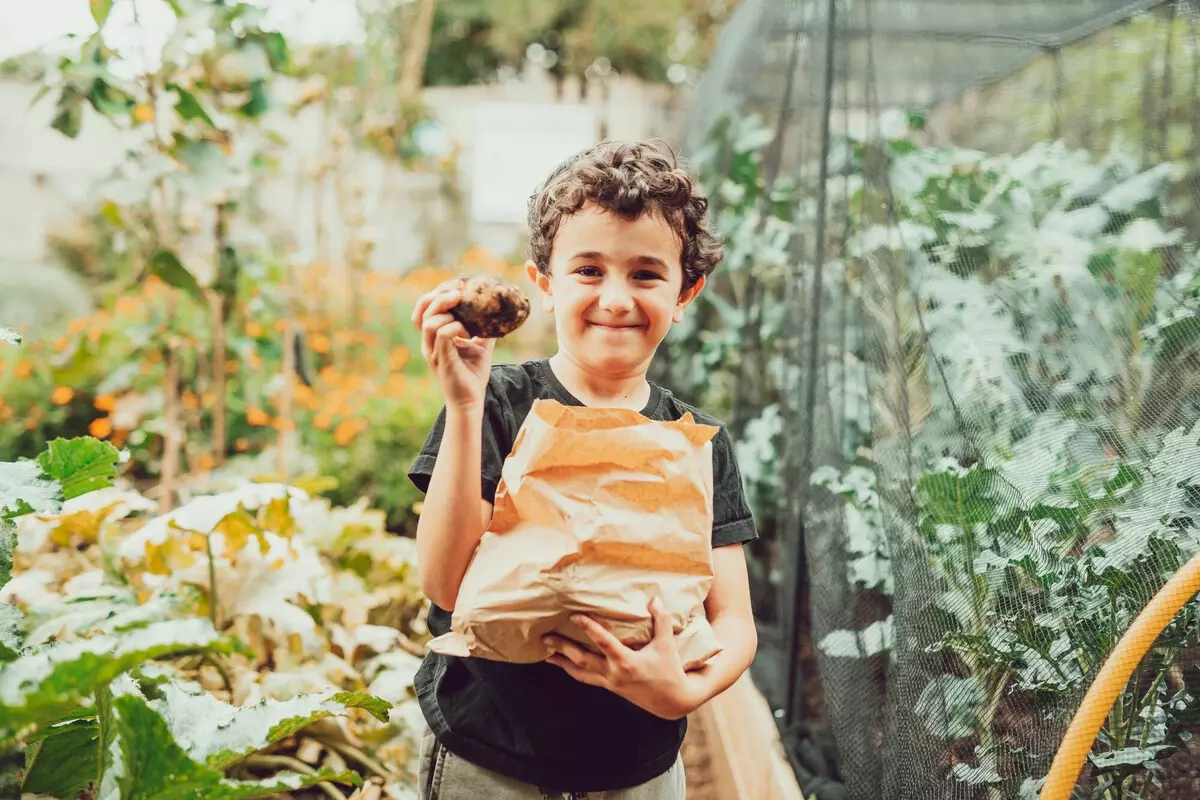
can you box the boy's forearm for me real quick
[680,612,758,714]
[416,404,489,610]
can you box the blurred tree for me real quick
[302,0,738,89]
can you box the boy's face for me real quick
[526,202,704,375]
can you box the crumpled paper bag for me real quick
[428,398,722,670]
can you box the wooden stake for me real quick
[209,291,227,467]
[277,320,296,482]
[397,0,438,108]
[159,332,182,514]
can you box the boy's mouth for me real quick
[585,321,643,331]
[588,322,642,331]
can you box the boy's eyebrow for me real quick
[568,251,669,269]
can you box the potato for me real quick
[450,275,532,339]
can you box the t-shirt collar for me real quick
[536,358,662,418]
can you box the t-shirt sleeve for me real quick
[406,380,510,505]
[711,424,759,548]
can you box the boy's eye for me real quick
[576,266,602,277]
[634,271,664,282]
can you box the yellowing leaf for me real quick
[260,497,295,540]
[213,506,266,556]
[144,537,197,576]
[48,502,120,547]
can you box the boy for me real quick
[407,140,758,799]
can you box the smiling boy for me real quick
[407,140,758,799]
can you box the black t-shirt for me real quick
[406,358,758,793]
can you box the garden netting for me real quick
[659,0,1200,797]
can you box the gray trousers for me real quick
[417,728,687,800]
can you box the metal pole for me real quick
[784,0,840,727]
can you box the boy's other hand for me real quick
[412,281,496,410]
[543,597,701,721]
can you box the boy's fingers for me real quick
[421,289,461,324]
[570,615,628,660]
[420,313,457,358]
[544,635,607,673]
[649,596,674,640]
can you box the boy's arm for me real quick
[679,542,758,709]
[415,404,495,611]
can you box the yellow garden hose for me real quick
[1039,549,1200,800]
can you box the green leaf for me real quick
[914,674,984,740]
[100,677,363,799]
[1089,745,1172,769]
[50,88,85,139]
[0,602,21,660]
[21,718,99,796]
[261,32,289,70]
[150,250,207,305]
[0,618,231,732]
[168,83,215,127]
[916,462,1007,528]
[0,460,59,521]
[37,437,121,502]
[0,328,20,346]
[0,522,14,594]
[148,683,390,769]
[238,79,270,118]
[818,616,893,658]
[89,0,115,26]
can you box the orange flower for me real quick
[182,391,199,411]
[51,386,74,405]
[225,359,241,374]
[332,418,365,447]
[133,103,155,123]
[94,394,116,412]
[114,296,139,317]
[14,360,32,379]
[235,437,250,452]
[248,352,262,369]
[67,317,88,335]
[244,322,264,338]
[294,383,315,407]
[52,336,70,352]
[313,411,333,431]
[246,407,269,426]
[89,417,113,439]
[309,333,332,354]
[272,417,296,432]
[196,454,215,471]
[385,373,409,395]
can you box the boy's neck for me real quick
[547,352,652,411]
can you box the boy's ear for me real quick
[673,275,706,323]
[525,260,554,312]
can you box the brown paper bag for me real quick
[428,398,722,670]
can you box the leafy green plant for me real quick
[1,434,413,796]
[806,116,1200,798]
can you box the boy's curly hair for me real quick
[526,139,723,290]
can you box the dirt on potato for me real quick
[450,275,532,339]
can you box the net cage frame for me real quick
[676,0,1200,798]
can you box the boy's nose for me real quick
[597,282,634,313]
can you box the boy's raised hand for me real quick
[542,597,701,721]
[412,281,496,410]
